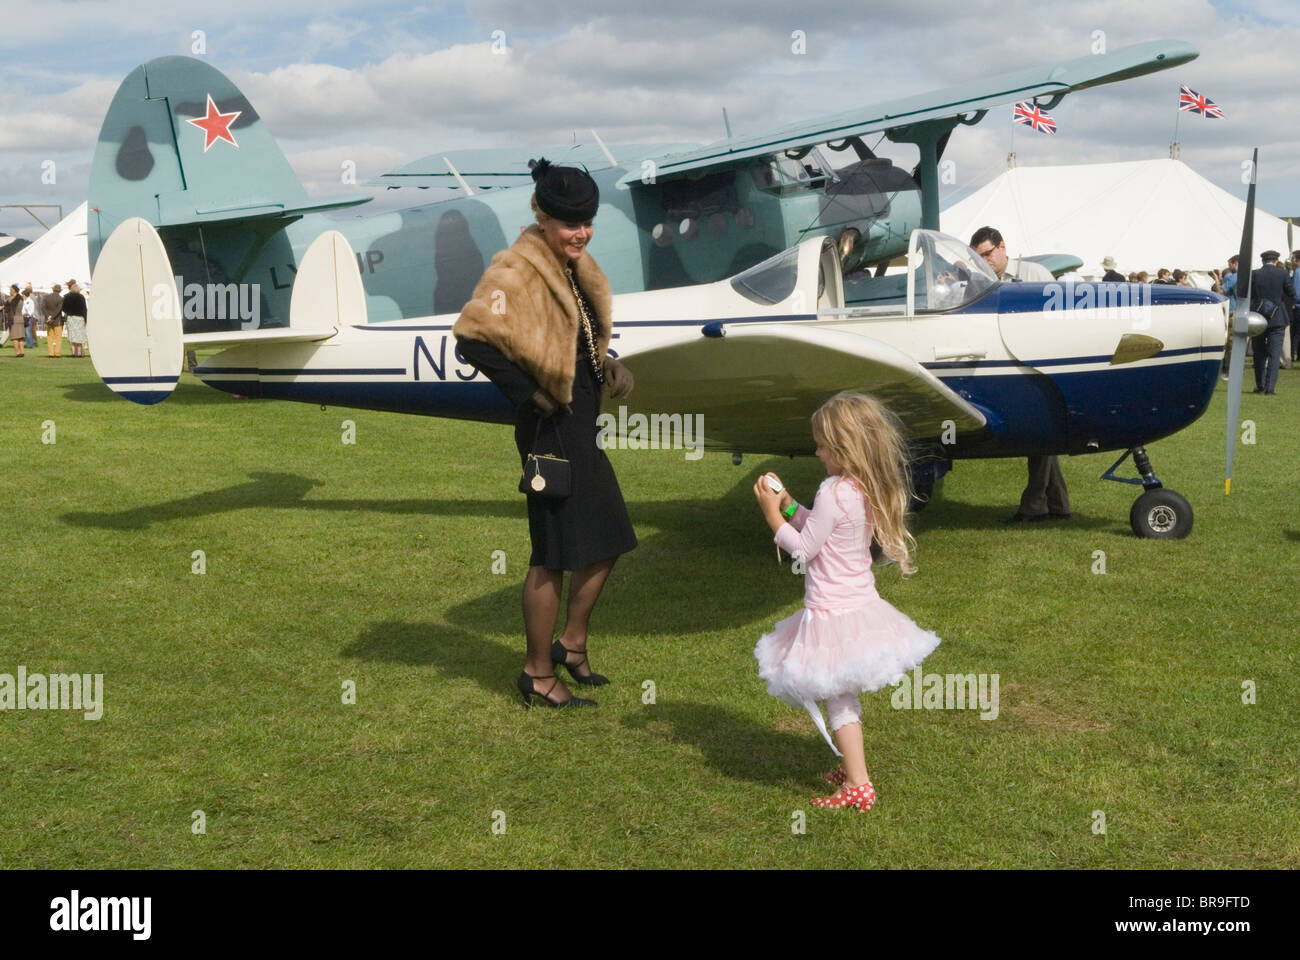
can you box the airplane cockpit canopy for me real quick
[909,229,999,313]
[730,245,800,304]
[728,236,842,312]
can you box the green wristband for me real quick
[783,501,799,518]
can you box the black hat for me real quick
[1261,250,1280,261]
[530,157,599,222]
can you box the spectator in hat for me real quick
[454,159,637,709]
[62,280,88,358]
[1101,256,1124,283]
[1250,250,1294,394]
[42,284,64,357]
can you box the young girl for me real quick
[753,391,940,812]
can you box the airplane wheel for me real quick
[1129,489,1193,539]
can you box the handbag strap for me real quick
[530,413,567,459]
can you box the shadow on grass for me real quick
[438,459,816,635]
[58,377,236,405]
[61,472,527,529]
[342,620,821,785]
[621,702,822,786]
[916,496,1124,536]
[54,455,1047,631]
[342,620,518,696]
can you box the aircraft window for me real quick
[753,152,830,195]
[912,230,999,313]
[731,245,800,305]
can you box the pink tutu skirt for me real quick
[754,595,940,708]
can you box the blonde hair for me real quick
[530,194,547,224]
[810,391,917,574]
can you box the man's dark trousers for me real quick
[1019,455,1070,517]
[1252,324,1285,392]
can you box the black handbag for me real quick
[518,416,571,498]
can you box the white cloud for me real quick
[5,0,1300,243]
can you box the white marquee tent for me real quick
[941,158,1293,278]
[0,202,90,292]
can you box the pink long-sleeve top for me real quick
[774,475,877,611]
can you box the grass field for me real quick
[1,352,1296,869]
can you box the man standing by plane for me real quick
[970,226,1069,523]
[1250,250,1294,395]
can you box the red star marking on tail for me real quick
[186,93,241,152]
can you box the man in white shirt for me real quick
[970,226,1055,282]
[969,226,1070,523]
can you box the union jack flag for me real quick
[1179,84,1225,118]
[1013,101,1056,135]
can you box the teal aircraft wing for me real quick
[620,40,1197,185]
[372,142,699,190]
[1024,254,1085,277]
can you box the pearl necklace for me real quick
[566,267,605,384]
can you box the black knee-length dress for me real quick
[456,310,637,572]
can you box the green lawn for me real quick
[1,353,1296,868]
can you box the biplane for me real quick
[88,40,1252,538]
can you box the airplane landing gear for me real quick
[1101,445,1193,539]
[907,456,951,513]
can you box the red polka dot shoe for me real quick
[824,767,846,785]
[811,779,876,812]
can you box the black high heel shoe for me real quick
[516,672,596,708]
[551,640,609,687]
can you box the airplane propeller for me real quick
[1224,147,1268,495]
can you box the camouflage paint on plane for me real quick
[88,57,922,330]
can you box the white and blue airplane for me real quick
[85,42,1249,539]
[92,215,1232,539]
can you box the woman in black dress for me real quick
[454,160,637,708]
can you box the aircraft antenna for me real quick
[722,107,732,138]
[590,129,617,167]
[441,157,475,196]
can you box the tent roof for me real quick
[0,202,90,291]
[941,158,1292,276]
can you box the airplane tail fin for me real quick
[88,218,184,405]
[87,56,368,329]
[89,218,349,405]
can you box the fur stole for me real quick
[452,225,612,405]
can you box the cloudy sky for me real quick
[1,0,1296,243]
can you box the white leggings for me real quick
[826,693,863,732]
[805,693,863,755]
